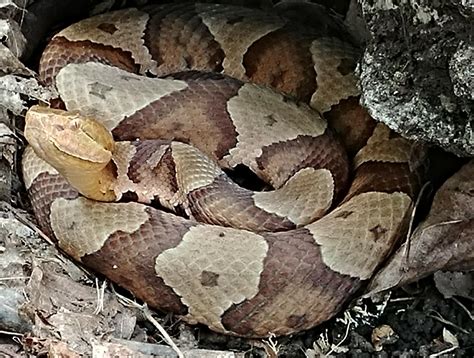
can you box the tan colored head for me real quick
[25,105,117,201]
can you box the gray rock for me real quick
[359,0,473,157]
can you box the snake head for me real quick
[24,105,118,201]
[24,105,115,172]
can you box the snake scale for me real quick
[22,3,426,337]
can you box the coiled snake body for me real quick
[22,3,425,337]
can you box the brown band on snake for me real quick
[22,147,78,238]
[187,174,297,231]
[256,133,348,197]
[39,37,139,86]
[346,162,423,201]
[242,28,317,102]
[144,4,226,75]
[324,97,377,155]
[27,174,78,238]
[127,143,179,200]
[126,140,175,185]
[116,141,181,209]
[112,76,242,160]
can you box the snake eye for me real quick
[79,118,115,153]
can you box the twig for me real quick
[142,306,184,358]
[429,345,458,357]
[0,330,23,336]
[419,219,463,234]
[451,297,474,320]
[114,292,184,358]
[256,333,279,358]
[0,276,30,281]
[93,278,107,315]
[398,7,411,51]
[389,297,416,303]
[327,312,353,355]
[402,181,430,269]
[428,311,469,334]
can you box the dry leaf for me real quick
[24,266,138,355]
[434,271,474,299]
[367,160,474,295]
[371,324,398,352]
[442,328,459,348]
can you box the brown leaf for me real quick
[371,324,398,352]
[366,160,474,295]
[24,265,138,355]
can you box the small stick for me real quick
[0,330,23,336]
[428,311,469,334]
[114,292,184,358]
[402,181,430,269]
[451,297,473,321]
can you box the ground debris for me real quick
[367,160,474,294]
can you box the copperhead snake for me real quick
[22,3,426,337]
